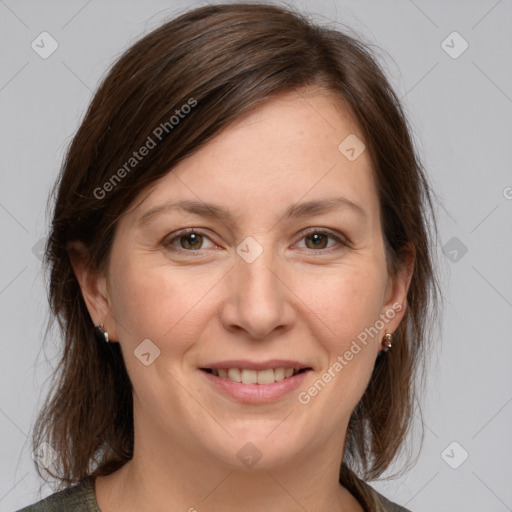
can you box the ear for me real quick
[380,243,415,334]
[67,240,118,342]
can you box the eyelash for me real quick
[162,227,349,255]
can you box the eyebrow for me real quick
[137,196,366,226]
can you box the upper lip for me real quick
[200,359,312,371]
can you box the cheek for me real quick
[301,264,386,401]
[108,255,213,354]
[288,269,385,443]
[302,263,387,348]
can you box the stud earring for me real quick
[94,324,109,343]
[382,333,392,353]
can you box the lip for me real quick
[200,367,312,404]
[200,359,311,371]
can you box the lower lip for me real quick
[200,369,311,403]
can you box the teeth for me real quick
[227,368,241,382]
[274,367,285,381]
[212,367,302,385]
[257,369,275,385]
[241,369,258,384]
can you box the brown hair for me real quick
[34,1,439,500]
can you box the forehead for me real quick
[129,89,379,225]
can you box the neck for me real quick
[95,414,363,511]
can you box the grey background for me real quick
[1,0,511,510]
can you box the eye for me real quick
[295,229,348,252]
[163,228,216,252]
[162,227,348,255]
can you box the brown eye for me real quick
[295,229,348,253]
[164,229,218,253]
[304,232,329,249]
[179,232,203,250]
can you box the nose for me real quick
[219,248,295,340]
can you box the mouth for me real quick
[200,367,311,385]
[199,363,312,403]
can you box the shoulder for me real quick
[15,478,99,512]
[340,464,412,512]
[362,481,412,512]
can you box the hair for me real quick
[34,1,439,505]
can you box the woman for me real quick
[18,3,439,511]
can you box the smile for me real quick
[202,367,307,385]
[200,365,312,403]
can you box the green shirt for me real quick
[16,476,412,512]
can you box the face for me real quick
[80,88,410,472]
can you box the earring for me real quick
[94,324,110,343]
[382,333,392,353]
